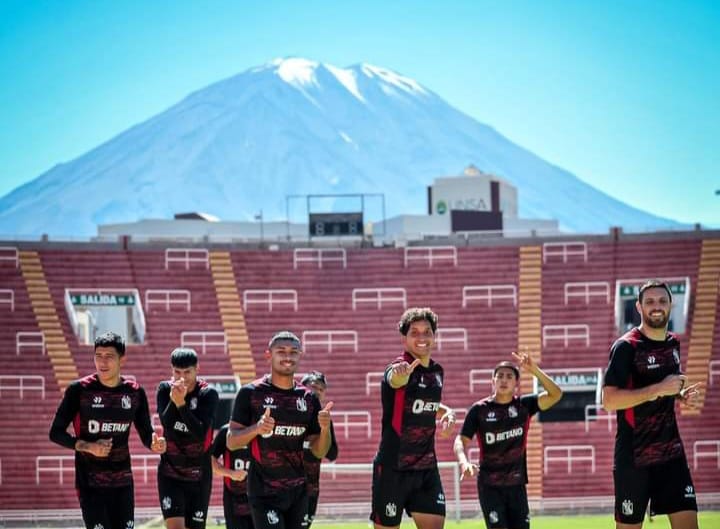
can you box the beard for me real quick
[644,311,669,329]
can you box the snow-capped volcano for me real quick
[0,57,682,237]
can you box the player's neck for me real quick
[493,392,514,404]
[97,373,121,388]
[270,372,294,390]
[638,324,668,342]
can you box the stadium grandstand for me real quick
[1,227,719,524]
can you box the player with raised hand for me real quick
[371,307,456,529]
[49,331,166,529]
[603,280,702,529]
[228,331,332,529]
[301,371,339,527]
[453,350,562,529]
[157,347,219,529]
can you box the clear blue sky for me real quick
[1,0,718,226]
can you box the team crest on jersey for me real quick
[489,511,499,524]
[267,510,279,525]
[622,499,633,515]
[673,349,680,365]
[162,496,172,511]
[385,503,397,518]
[435,373,442,387]
[296,397,307,412]
[121,395,132,409]
[190,397,197,410]
[508,406,518,418]
[92,396,104,408]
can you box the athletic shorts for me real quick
[249,484,309,529]
[370,461,446,526]
[158,472,213,529]
[614,456,697,524]
[477,482,529,529]
[224,489,254,529]
[78,485,134,529]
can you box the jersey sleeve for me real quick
[157,381,174,429]
[326,422,339,461]
[460,403,481,440]
[520,394,540,416]
[230,385,253,426]
[603,340,634,388]
[306,394,322,436]
[49,381,80,449]
[134,386,154,448]
[211,424,229,458]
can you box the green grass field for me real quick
[170,511,720,529]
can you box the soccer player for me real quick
[49,331,166,529]
[603,280,702,529]
[211,423,253,529]
[157,348,219,529]
[371,307,457,529]
[453,352,562,529]
[227,331,333,529]
[300,371,339,527]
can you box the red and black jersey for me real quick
[49,373,154,490]
[230,376,321,498]
[460,394,539,487]
[211,424,251,515]
[303,422,338,497]
[157,378,218,481]
[603,327,685,467]
[375,352,444,471]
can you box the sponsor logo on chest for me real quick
[88,419,130,434]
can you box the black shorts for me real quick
[249,484,309,529]
[614,456,697,524]
[224,489,254,529]
[158,472,213,529]
[370,461,446,526]
[477,482,529,529]
[78,485,134,529]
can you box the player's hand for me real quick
[229,469,248,481]
[83,438,112,457]
[151,432,167,454]
[655,374,687,398]
[170,377,188,407]
[678,382,702,408]
[318,401,334,430]
[511,350,536,373]
[459,461,477,481]
[438,409,457,438]
[257,407,275,437]
[391,358,421,379]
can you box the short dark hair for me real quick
[268,331,302,349]
[398,307,439,335]
[301,371,328,388]
[493,361,519,379]
[170,348,198,368]
[94,331,126,356]
[638,280,673,303]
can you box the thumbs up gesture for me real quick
[257,406,275,437]
[318,401,334,430]
[151,431,167,454]
[389,358,422,387]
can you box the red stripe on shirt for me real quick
[392,387,406,436]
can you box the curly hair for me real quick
[397,307,439,335]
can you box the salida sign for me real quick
[70,293,136,306]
